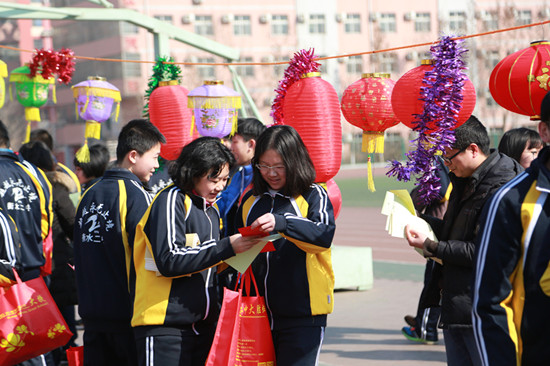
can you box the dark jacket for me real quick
[0,149,52,279]
[472,146,550,366]
[423,151,522,328]
[132,184,235,336]
[74,168,153,332]
[0,204,22,286]
[47,171,78,307]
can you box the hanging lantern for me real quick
[391,59,476,133]
[72,76,121,163]
[150,81,197,160]
[283,72,342,183]
[325,179,342,219]
[489,40,550,120]
[9,65,56,142]
[0,60,7,109]
[187,80,241,138]
[341,73,399,153]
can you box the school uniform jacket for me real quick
[132,183,235,335]
[73,168,153,332]
[0,150,52,277]
[472,146,550,366]
[237,184,335,330]
[0,207,22,286]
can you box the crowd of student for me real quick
[0,117,335,366]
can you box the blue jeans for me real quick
[443,327,482,366]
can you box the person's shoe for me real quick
[404,314,417,327]
[401,326,438,345]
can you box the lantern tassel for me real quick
[190,114,195,136]
[25,107,41,122]
[367,156,375,192]
[51,85,57,104]
[230,112,238,137]
[75,141,90,163]
[23,121,31,144]
[362,132,385,154]
[84,121,101,140]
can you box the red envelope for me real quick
[238,225,269,237]
[260,242,275,253]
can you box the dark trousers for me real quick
[83,328,138,366]
[415,259,441,341]
[272,326,325,366]
[135,326,215,366]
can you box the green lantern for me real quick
[9,65,56,142]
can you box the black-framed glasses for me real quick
[442,147,467,164]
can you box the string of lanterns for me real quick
[1,37,550,200]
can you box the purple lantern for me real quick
[72,76,121,162]
[187,80,241,138]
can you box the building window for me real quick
[482,11,499,30]
[379,53,397,73]
[516,10,532,26]
[271,15,289,35]
[32,19,43,27]
[273,56,287,77]
[234,15,251,36]
[236,57,254,77]
[344,13,361,33]
[449,11,466,31]
[123,53,141,77]
[379,13,396,32]
[487,50,500,69]
[414,12,430,32]
[197,57,215,78]
[154,15,173,24]
[347,55,363,74]
[195,15,213,35]
[33,38,43,49]
[121,22,139,34]
[309,14,326,34]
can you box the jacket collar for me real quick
[102,167,146,188]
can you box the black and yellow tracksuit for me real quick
[473,146,550,366]
[0,149,52,280]
[236,184,336,330]
[132,184,235,330]
[0,206,21,286]
[74,168,153,333]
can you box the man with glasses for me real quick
[471,93,550,365]
[405,115,522,366]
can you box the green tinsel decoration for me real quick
[143,57,183,118]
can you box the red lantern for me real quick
[325,179,342,219]
[392,60,476,132]
[341,73,399,153]
[149,80,198,160]
[282,72,342,183]
[489,40,550,120]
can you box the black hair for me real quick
[453,115,491,156]
[74,143,110,179]
[235,118,266,141]
[252,125,316,197]
[498,127,543,163]
[19,141,56,172]
[169,137,235,192]
[0,120,10,148]
[116,119,166,164]
[541,91,550,127]
[29,129,54,150]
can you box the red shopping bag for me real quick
[206,269,276,366]
[66,346,84,366]
[0,270,73,365]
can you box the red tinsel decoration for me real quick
[270,49,321,125]
[29,48,75,84]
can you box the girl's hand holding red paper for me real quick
[250,213,276,234]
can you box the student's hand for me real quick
[250,213,276,233]
[404,224,427,249]
[229,234,263,254]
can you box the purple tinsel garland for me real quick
[271,49,321,125]
[387,36,468,204]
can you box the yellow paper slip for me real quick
[224,234,282,273]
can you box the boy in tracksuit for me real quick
[73,119,165,366]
